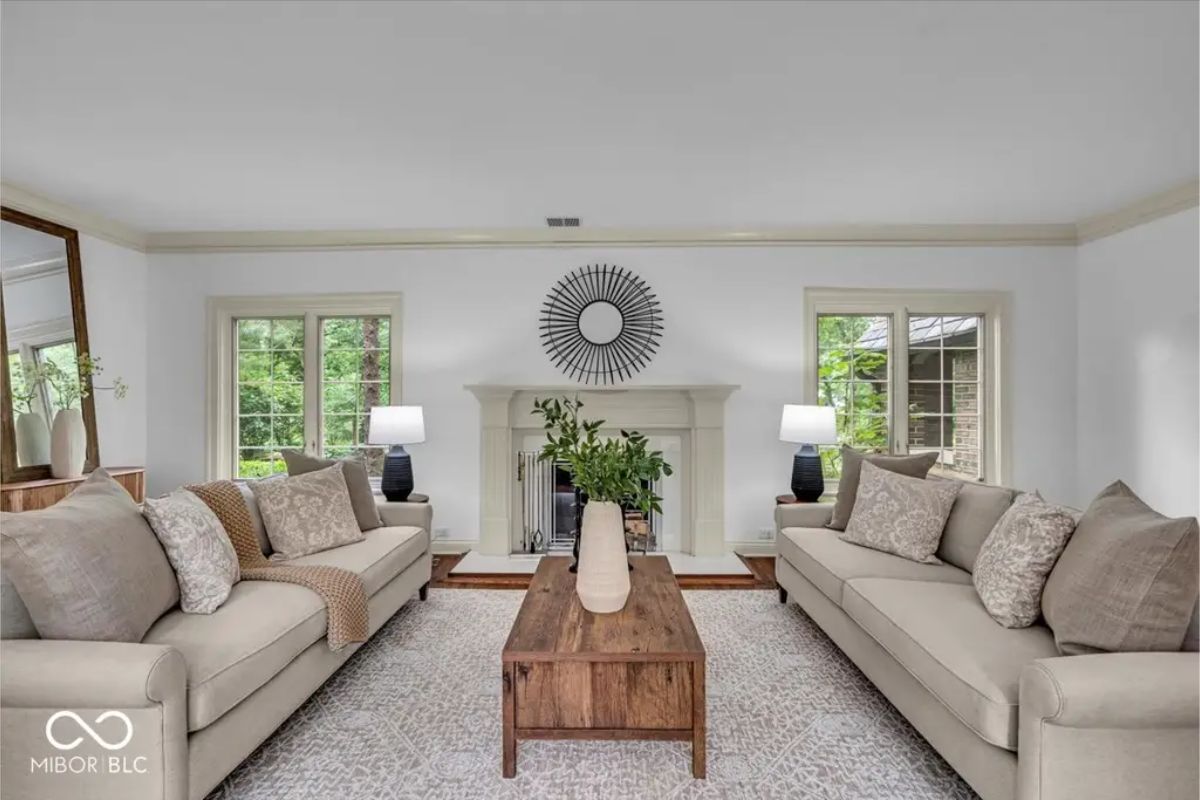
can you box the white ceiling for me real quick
[1,0,1196,232]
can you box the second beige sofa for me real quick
[775,487,1199,800]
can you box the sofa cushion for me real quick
[143,580,326,731]
[840,461,961,564]
[828,446,939,531]
[842,577,1059,750]
[777,527,971,607]
[1042,480,1199,655]
[972,492,1078,628]
[282,449,383,532]
[286,525,428,596]
[1,469,179,643]
[936,481,1016,572]
[251,463,365,560]
[142,526,427,731]
[143,489,241,614]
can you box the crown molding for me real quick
[3,179,1196,254]
[1075,179,1199,244]
[0,182,147,252]
[144,223,1077,252]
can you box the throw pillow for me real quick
[828,446,939,531]
[143,490,241,614]
[839,461,961,563]
[281,449,383,531]
[250,462,365,560]
[972,492,1078,628]
[0,469,179,642]
[1041,481,1199,654]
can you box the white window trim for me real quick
[801,287,1012,488]
[206,293,403,481]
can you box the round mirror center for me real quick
[578,301,624,345]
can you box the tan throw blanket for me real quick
[186,480,368,650]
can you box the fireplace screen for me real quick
[517,451,660,555]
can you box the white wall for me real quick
[1076,208,1199,517]
[145,245,1078,544]
[80,234,149,467]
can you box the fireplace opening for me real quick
[518,452,659,555]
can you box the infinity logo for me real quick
[45,711,133,751]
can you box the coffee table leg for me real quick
[692,659,706,779]
[502,662,516,777]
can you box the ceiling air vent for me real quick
[546,217,581,228]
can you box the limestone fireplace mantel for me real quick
[465,385,738,556]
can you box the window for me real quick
[805,289,1007,485]
[208,295,402,481]
[235,318,305,477]
[320,317,390,475]
[7,339,79,419]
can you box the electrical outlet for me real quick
[433,527,449,540]
[758,527,774,541]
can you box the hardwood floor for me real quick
[430,552,777,591]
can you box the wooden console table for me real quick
[0,467,145,512]
[501,556,706,778]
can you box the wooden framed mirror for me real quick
[0,207,100,482]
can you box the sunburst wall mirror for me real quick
[539,264,663,385]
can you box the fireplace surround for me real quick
[466,385,738,556]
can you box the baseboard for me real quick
[431,539,475,555]
[727,540,776,557]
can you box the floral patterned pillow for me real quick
[250,463,364,560]
[143,489,240,614]
[839,461,961,564]
[973,492,1078,628]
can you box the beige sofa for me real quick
[775,488,1200,800]
[1,499,433,800]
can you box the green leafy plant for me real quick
[532,396,673,516]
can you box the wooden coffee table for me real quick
[501,555,707,778]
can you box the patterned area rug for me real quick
[207,589,977,799]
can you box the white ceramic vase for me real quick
[576,501,631,614]
[50,407,86,478]
[15,412,51,467]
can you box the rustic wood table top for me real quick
[502,555,705,663]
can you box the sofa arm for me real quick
[1,640,188,800]
[377,500,432,533]
[1018,652,1199,800]
[775,503,834,531]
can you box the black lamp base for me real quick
[790,444,825,502]
[381,445,414,502]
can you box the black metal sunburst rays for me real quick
[539,264,663,385]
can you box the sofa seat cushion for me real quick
[142,526,428,732]
[143,580,327,731]
[286,526,428,596]
[778,527,972,606]
[842,577,1059,750]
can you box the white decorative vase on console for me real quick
[576,501,631,614]
[15,412,51,467]
[50,408,86,478]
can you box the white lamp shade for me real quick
[367,406,425,445]
[779,404,837,445]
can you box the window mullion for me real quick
[303,312,321,455]
[893,305,909,455]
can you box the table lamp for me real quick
[368,406,425,501]
[779,405,837,502]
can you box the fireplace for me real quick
[516,452,661,554]
[467,384,737,556]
